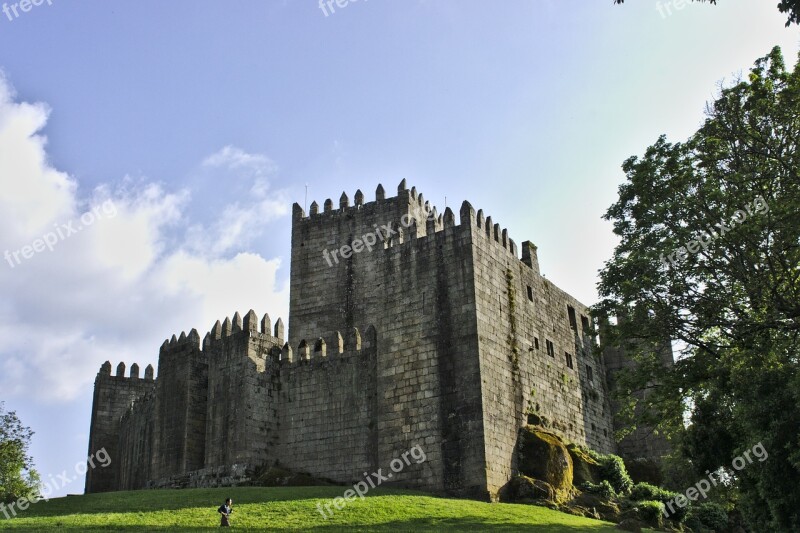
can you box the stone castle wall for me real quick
[85,362,155,493]
[288,182,486,495]
[112,315,383,492]
[88,180,665,499]
[461,200,617,495]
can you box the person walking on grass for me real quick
[218,498,233,527]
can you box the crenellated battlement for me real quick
[293,181,542,273]
[97,360,155,381]
[155,310,286,357]
[281,324,376,365]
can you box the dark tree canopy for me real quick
[596,47,800,531]
[614,0,800,27]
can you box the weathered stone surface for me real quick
[567,443,601,486]
[569,491,621,523]
[502,475,555,503]
[518,426,574,498]
[249,466,336,487]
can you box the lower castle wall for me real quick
[152,336,208,480]
[118,394,155,490]
[275,340,378,483]
[204,333,273,468]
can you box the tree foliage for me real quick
[0,402,39,504]
[614,0,800,27]
[595,47,800,531]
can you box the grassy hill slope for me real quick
[0,486,627,531]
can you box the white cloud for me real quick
[186,145,290,257]
[0,79,290,402]
[202,145,277,174]
[0,75,75,239]
[158,251,288,333]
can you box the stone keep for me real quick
[85,181,667,499]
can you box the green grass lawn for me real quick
[0,486,627,532]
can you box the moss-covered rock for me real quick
[518,426,573,502]
[568,491,621,523]
[502,474,556,504]
[567,443,601,486]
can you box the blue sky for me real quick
[0,0,797,498]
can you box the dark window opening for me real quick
[565,352,574,369]
[534,337,539,350]
[546,340,555,357]
[567,306,578,331]
[527,285,533,301]
[586,364,594,383]
[581,315,590,333]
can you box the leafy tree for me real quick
[595,46,800,531]
[0,402,39,504]
[613,0,800,27]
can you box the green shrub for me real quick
[636,500,664,529]
[695,502,728,531]
[629,482,691,524]
[630,482,670,502]
[684,513,705,532]
[596,454,633,495]
[580,480,616,499]
[663,498,690,524]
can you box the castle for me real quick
[85,181,665,500]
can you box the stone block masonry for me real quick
[86,180,671,499]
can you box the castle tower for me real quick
[151,330,208,480]
[85,361,154,493]
[203,311,284,469]
[289,183,486,495]
[289,182,617,498]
